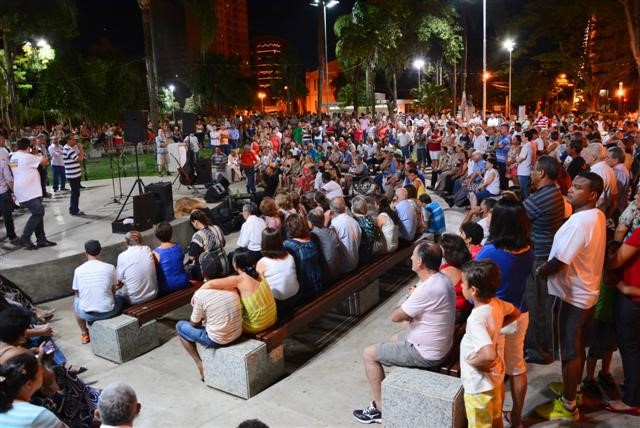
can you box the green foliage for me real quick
[337,82,367,108]
[410,82,450,113]
[187,54,253,114]
[158,87,180,115]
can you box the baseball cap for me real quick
[84,240,102,256]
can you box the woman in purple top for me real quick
[153,222,189,296]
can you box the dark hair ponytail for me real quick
[0,353,40,413]
[232,248,260,280]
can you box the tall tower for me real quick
[252,36,287,90]
[213,0,250,67]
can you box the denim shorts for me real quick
[73,295,125,322]
[176,320,223,348]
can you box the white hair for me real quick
[98,382,138,426]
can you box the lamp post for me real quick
[168,84,176,124]
[503,39,515,119]
[482,0,487,121]
[412,58,425,88]
[617,82,624,117]
[258,92,266,113]
[312,0,339,114]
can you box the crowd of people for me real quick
[1,108,640,426]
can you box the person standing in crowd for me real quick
[0,153,17,248]
[155,128,170,177]
[353,242,455,424]
[522,157,567,365]
[516,131,534,199]
[9,138,55,250]
[240,145,259,194]
[496,123,512,190]
[583,142,617,218]
[48,136,66,193]
[535,172,606,421]
[63,134,85,216]
[476,197,534,428]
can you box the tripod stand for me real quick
[114,142,145,222]
[105,151,124,206]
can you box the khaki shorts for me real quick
[157,152,169,165]
[376,331,445,369]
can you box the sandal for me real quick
[503,410,512,424]
[603,403,640,416]
[81,334,90,344]
[67,365,88,375]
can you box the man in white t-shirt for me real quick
[209,125,220,149]
[516,133,534,199]
[73,240,125,344]
[236,201,266,260]
[9,138,55,250]
[320,171,343,200]
[353,242,455,424]
[583,142,618,218]
[472,127,488,153]
[116,231,158,305]
[535,172,605,421]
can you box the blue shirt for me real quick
[496,134,511,163]
[395,200,417,241]
[476,243,534,312]
[424,201,446,235]
[229,128,240,140]
[155,244,189,295]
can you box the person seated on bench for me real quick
[439,234,473,324]
[307,207,344,285]
[72,240,125,345]
[186,210,227,281]
[116,230,158,305]
[353,242,455,424]
[329,196,361,273]
[373,196,399,254]
[177,255,242,381]
[351,196,376,266]
[256,228,300,317]
[153,223,189,296]
[283,214,324,304]
[96,382,141,428]
[235,202,266,263]
[259,197,281,231]
[394,187,418,244]
[200,248,276,334]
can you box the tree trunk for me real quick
[353,67,361,116]
[139,0,159,133]
[365,67,370,114]
[621,0,640,119]
[317,5,324,118]
[390,71,398,119]
[461,5,468,99]
[2,33,18,128]
[452,62,457,116]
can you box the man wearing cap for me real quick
[72,240,124,344]
[48,135,67,192]
[116,231,158,305]
[176,254,243,380]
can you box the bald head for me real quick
[395,188,408,201]
[329,196,346,214]
[584,142,606,165]
[124,230,143,246]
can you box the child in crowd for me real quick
[418,193,446,242]
[460,221,484,258]
[460,260,521,428]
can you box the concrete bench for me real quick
[88,315,159,363]
[382,368,465,428]
[197,339,284,399]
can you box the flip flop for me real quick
[603,403,640,416]
[503,410,512,424]
[67,365,88,375]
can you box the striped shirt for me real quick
[63,144,82,179]
[424,201,447,235]
[523,184,566,257]
[0,158,13,194]
[0,401,63,427]
[190,289,243,344]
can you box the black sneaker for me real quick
[20,239,38,250]
[597,371,616,389]
[36,240,57,248]
[353,401,382,424]
[70,211,86,216]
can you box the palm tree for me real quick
[137,0,160,132]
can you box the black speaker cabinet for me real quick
[111,192,155,233]
[145,182,175,223]
[196,158,213,184]
[182,112,197,134]
[124,110,148,143]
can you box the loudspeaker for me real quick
[182,112,196,134]
[209,205,242,235]
[133,192,155,231]
[205,181,229,203]
[196,158,213,184]
[124,110,148,143]
[144,182,175,223]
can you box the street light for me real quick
[617,82,624,116]
[311,0,339,114]
[482,0,487,121]
[413,58,425,88]
[258,92,266,113]
[168,84,176,124]
[503,39,515,118]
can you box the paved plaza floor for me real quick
[2,179,636,426]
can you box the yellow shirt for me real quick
[241,277,277,334]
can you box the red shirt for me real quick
[440,263,472,314]
[240,151,258,168]
[622,228,640,300]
